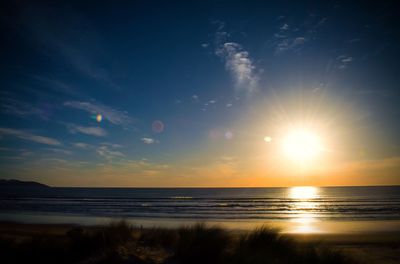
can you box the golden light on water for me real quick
[289,186,319,199]
[289,186,321,233]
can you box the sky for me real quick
[0,0,399,187]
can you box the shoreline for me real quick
[2,212,400,234]
[2,220,400,241]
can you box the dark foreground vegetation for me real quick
[0,221,359,264]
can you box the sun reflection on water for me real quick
[289,186,321,233]
[289,186,319,199]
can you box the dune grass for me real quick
[0,221,359,264]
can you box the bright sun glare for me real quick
[289,186,318,199]
[282,129,322,162]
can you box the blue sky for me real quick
[0,1,399,186]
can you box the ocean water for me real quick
[1,186,400,223]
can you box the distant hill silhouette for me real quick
[0,179,50,188]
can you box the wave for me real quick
[1,186,400,221]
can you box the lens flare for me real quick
[225,131,234,139]
[152,120,164,133]
[264,136,272,142]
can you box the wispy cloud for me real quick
[100,142,123,148]
[32,75,82,98]
[46,148,72,155]
[35,158,69,165]
[16,4,120,90]
[141,137,159,144]
[0,128,61,145]
[201,98,220,112]
[72,142,92,149]
[337,55,353,70]
[74,142,126,162]
[280,23,289,30]
[275,36,306,55]
[64,101,133,126]
[216,42,259,95]
[96,144,125,161]
[212,21,259,96]
[0,97,50,120]
[271,15,327,55]
[67,124,107,137]
[272,21,307,55]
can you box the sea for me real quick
[1,186,400,233]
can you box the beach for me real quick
[1,186,400,263]
[0,221,399,264]
[2,0,399,263]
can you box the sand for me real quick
[0,221,399,263]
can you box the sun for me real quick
[282,128,322,162]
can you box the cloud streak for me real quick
[337,55,353,70]
[46,148,72,155]
[67,124,107,137]
[64,101,133,126]
[0,128,61,146]
[0,98,50,120]
[96,144,125,161]
[72,142,92,149]
[16,4,120,90]
[275,36,306,55]
[141,137,158,144]
[270,14,327,55]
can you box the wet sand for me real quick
[2,212,400,234]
